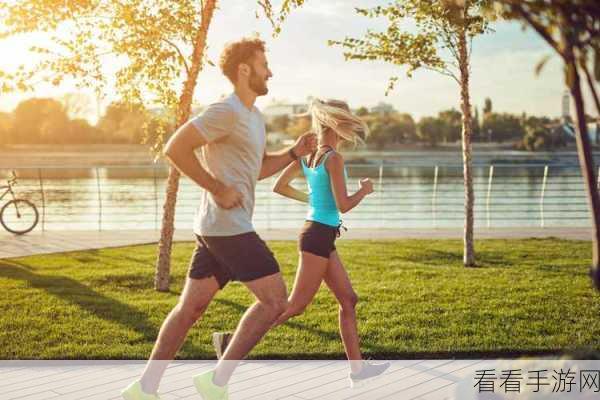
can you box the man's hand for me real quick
[211,181,243,209]
[359,178,374,195]
[293,132,318,157]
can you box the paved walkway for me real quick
[0,359,484,400]
[3,359,598,400]
[0,228,592,259]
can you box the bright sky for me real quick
[0,0,595,122]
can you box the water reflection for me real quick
[1,164,591,231]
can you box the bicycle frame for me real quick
[0,184,15,202]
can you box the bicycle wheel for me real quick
[0,199,39,235]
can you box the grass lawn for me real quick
[0,239,598,359]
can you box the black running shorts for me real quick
[188,232,280,289]
[298,220,337,258]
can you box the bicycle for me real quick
[0,171,39,235]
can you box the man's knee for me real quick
[262,296,287,317]
[176,298,210,322]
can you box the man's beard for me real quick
[249,67,268,96]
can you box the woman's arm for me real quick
[272,160,309,203]
[327,152,374,213]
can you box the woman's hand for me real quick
[359,178,374,195]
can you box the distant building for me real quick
[561,91,570,122]
[263,102,308,123]
[266,131,292,146]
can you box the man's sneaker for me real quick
[348,361,391,388]
[121,380,161,400]
[212,332,233,359]
[193,370,229,400]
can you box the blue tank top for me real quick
[301,151,346,227]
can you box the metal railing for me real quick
[0,163,594,231]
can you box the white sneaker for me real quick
[348,361,391,388]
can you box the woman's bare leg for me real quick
[323,250,362,373]
[274,251,329,326]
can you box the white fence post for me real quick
[95,167,102,231]
[540,165,549,228]
[378,163,384,228]
[486,165,494,229]
[432,165,439,228]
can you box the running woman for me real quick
[272,99,390,387]
[213,99,390,387]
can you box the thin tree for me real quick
[330,0,495,267]
[495,0,600,290]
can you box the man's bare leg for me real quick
[212,272,287,386]
[139,276,220,394]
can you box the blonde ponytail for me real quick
[309,98,369,147]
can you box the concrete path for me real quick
[0,359,483,400]
[0,228,592,259]
[2,359,597,399]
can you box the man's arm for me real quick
[258,132,317,180]
[163,121,242,209]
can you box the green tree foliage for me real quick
[68,118,101,144]
[364,112,417,149]
[438,108,462,143]
[97,102,147,144]
[12,98,69,144]
[1,97,163,144]
[472,106,481,139]
[0,112,12,146]
[481,112,525,142]
[417,116,444,147]
[517,116,566,151]
[483,97,493,115]
[414,109,461,146]
[355,106,370,116]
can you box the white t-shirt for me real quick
[190,93,266,236]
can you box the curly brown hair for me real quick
[219,38,266,84]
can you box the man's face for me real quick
[247,50,272,96]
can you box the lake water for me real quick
[1,157,594,231]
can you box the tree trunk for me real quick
[154,0,218,292]
[458,23,475,267]
[565,43,600,292]
[581,62,600,119]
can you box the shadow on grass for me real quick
[74,247,157,269]
[214,298,393,355]
[395,248,514,269]
[0,260,209,358]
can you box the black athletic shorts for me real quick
[299,220,338,258]
[188,232,280,289]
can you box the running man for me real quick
[122,37,316,400]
